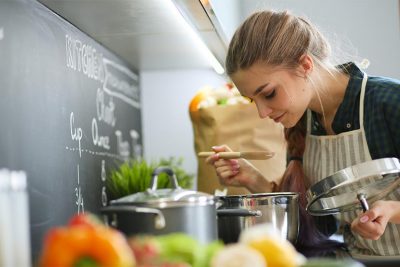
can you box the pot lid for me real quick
[111,188,214,205]
[110,166,214,207]
[306,158,400,216]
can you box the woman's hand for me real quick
[205,145,271,193]
[351,200,400,240]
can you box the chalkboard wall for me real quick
[0,0,142,261]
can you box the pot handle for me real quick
[101,206,166,229]
[217,208,262,217]
[357,193,369,212]
[149,166,181,191]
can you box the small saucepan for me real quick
[216,192,299,244]
[102,166,218,244]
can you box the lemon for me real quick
[248,237,298,267]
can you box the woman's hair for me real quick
[226,10,343,253]
[226,10,333,75]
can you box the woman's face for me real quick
[231,63,312,128]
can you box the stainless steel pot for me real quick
[217,192,299,244]
[102,166,218,244]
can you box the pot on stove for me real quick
[102,166,218,244]
[216,192,299,244]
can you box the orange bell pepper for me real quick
[39,213,136,267]
[68,213,102,229]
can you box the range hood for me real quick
[37,0,229,73]
[172,0,228,69]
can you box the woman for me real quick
[206,10,400,257]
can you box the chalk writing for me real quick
[130,130,142,159]
[75,165,84,214]
[63,29,140,220]
[92,118,110,150]
[103,58,140,109]
[101,160,106,182]
[65,146,124,160]
[101,187,107,207]
[100,160,107,206]
[70,112,83,158]
[115,130,130,160]
[96,88,116,127]
[66,35,140,110]
[65,34,105,83]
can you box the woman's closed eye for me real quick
[264,89,276,99]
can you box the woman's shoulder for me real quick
[367,75,400,91]
[366,75,400,106]
[363,75,400,158]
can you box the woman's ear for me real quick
[298,54,313,77]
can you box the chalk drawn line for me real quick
[102,58,140,109]
[65,146,125,160]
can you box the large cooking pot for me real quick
[102,166,217,244]
[217,192,299,244]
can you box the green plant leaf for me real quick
[106,157,194,200]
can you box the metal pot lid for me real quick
[111,188,214,205]
[306,158,400,216]
[110,166,214,207]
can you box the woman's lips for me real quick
[272,113,285,123]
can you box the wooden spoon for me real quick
[197,151,275,160]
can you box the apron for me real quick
[303,73,400,257]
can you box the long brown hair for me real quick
[226,10,343,253]
[226,11,332,75]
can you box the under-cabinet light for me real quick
[165,0,225,75]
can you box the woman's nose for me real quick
[255,102,273,119]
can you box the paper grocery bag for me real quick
[190,103,287,195]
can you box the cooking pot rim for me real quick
[110,198,216,208]
[217,192,298,200]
